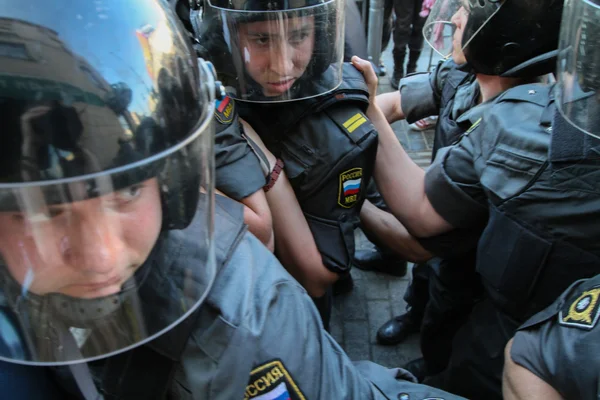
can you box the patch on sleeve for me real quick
[214,95,235,124]
[338,167,363,208]
[559,286,600,330]
[244,359,306,400]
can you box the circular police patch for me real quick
[559,286,600,330]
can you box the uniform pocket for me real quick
[481,144,545,199]
[304,213,355,274]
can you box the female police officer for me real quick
[0,1,467,398]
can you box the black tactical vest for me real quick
[239,63,379,274]
[476,87,600,322]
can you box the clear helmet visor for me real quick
[422,0,503,59]
[0,61,217,366]
[206,0,345,102]
[556,0,600,139]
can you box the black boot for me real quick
[354,246,408,277]
[403,357,429,383]
[332,272,354,296]
[391,49,406,90]
[376,311,420,345]
[406,49,421,75]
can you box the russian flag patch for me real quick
[214,95,235,124]
[244,359,305,400]
[338,167,363,208]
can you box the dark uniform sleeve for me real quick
[249,264,468,399]
[424,131,489,230]
[399,59,456,124]
[510,277,600,400]
[214,96,269,200]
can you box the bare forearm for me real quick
[240,120,338,297]
[243,204,274,252]
[268,173,338,298]
[367,104,452,237]
[360,200,433,263]
[375,91,405,123]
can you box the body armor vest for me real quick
[476,85,600,322]
[239,63,379,274]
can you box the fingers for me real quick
[351,56,378,82]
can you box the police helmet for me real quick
[0,0,218,365]
[197,0,345,102]
[423,0,564,77]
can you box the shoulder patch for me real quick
[465,117,482,135]
[338,167,363,208]
[244,359,306,400]
[559,286,600,330]
[327,107,374,144]
[214,95,235,124]
[342,112,368,133]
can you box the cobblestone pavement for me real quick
[329,46,441,367]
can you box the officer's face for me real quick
[237,15,315,97]
[450,4,468,64]
[0,178,162,299]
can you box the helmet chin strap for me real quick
[500,50,559,78]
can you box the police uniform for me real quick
[238,63,379,278]
[376,59,483,373]
[214,96,269,200]
[33,196,466,400]
[422,83,600,399]
[510,274,600,400]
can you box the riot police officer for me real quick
[193,0,391,327]
[0,1,468,399]
[504,276,600,400]
[368,1,487,378]
[353,0,588,397]
[503,2,600,398]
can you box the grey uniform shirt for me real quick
[214,95,269,200]
[511,275,600,400]
[169,200,466,400]
[423,84,551,231]
[399,59,479,125]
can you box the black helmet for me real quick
[422,0,564,77]
[0,0,218,365]
[196,0,345,102]
[463,0,564,77]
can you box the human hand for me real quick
[351,56,379,104]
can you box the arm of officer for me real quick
[240,192,274,251]
[503,339,564,400]
[251,274,467,399]
[374,58,451,124]
[352,57,454,238]
[241,120,338,298]
[360,200,433,262]
[215,109,274,250]
[376,91,405,123]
